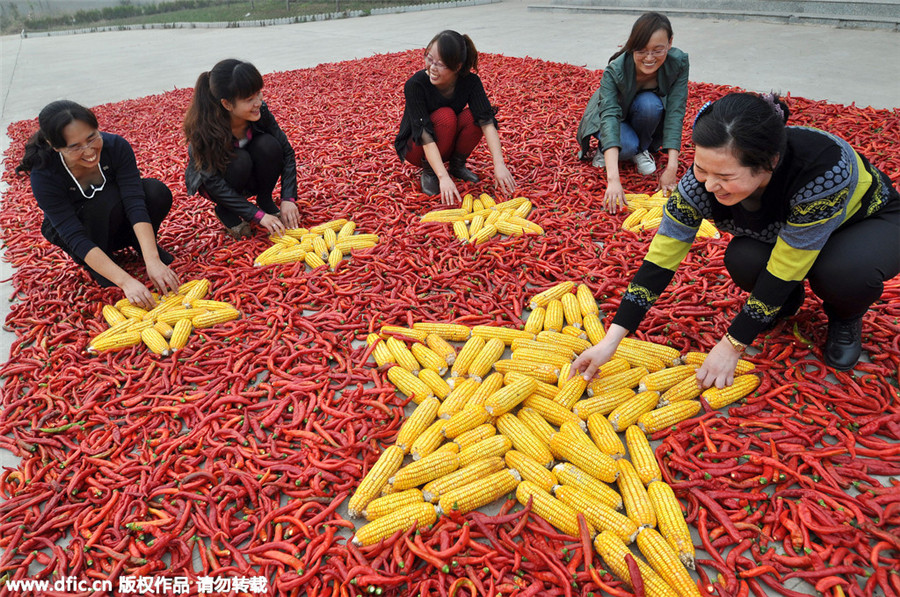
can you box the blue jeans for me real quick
[597,91,664,160]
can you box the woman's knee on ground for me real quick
[142,178,173,230]
[724,237,772,292]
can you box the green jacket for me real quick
[576,48,690,159]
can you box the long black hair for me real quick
[183,58,264,174]
[692,92,791,173]
[16,100,99,175]
[609,12,673,64]
[427,30,479,75]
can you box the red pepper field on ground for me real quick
[0,51,898,596]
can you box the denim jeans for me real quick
[597,91,664,160]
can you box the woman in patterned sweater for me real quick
[573,92,899,382]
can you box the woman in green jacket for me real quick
[576,12,689,213]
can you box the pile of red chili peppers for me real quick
[0,52,897,596]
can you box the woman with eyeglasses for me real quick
[16,100,179,309]
[576,12,690,213]
[394,30,516,204]
[571,92,899,382]
[184,58,298,239]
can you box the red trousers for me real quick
[404,107,484,167]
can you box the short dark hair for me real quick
[16,100,99,174]
[692,92,791,173]
[610,12,673,63]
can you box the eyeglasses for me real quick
[424,53,448,71]
[633,48,668,59]
[61,133,102,156]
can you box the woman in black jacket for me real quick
[184,59,299,239]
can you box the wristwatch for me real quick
[724,333,748,355]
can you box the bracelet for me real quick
[724,333,748,354]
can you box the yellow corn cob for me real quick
[492,196,530,211]
[561,325,587,340]
[421,456,505,503]
[638,401,702,434]
[485,210,501,226]
[421,208,468,223]
[123,318,155,334]
[387,366,433,404]
[511,348,571,371]
[192,308,240,329]
[549,431,618,483]
[560,293,582,329]
[391,451,460,491]
[140,327,171,356]
[452,220,470,242]
[256,245,306,266]
[438,378,480,419]
[102,305,127,326]
[168,319,192,351]
[592,357,633,381]
[639,365,698,393]
[410,343,448,376]
[495,220,526,237]
[505,372,559,400]
[643,204,664,221]
[508,215,543,235]
[334,237,378,252]
[553,375,588,410]
[467,337,505,381]
[473,198,485,212]
[382,325,429,342]
[582,313,606,344]
[471,326,535,345]
[513,200,532,218]
[153,320,174,340]
[697,219,720,239]
[620,337,682,367]
[496,415,552,467]
[442,406,491,439]
[352,502,436,546]
[337,221,356,239]
[639,215,662,231]
[470,223,498,245]
[522,395,581,428]
[363,488,424,521]
[119,305,148,319]
[438,468,520,515]
[417,368,451,400]
[516,480,584,537]
[680,352,755,374]
[553,462,623,510]
[143,295,184,320]
[483,376,537,416]
[461,194,474,213]
[625,425,663,485]
[304,252,327,269]
[451,336,485,378]
[410,420,447,460]
[284,227,310,239]
[617,459,656,527]
[614,344,666,373]
[385,336,420,373]
[516,407,557,445]
[588,367,648,396]
[423,335,456,367]
[658,375,702,406]
[558,363,572,388]
[476,193,495,208]
[310,235,329,259]
[523,307,546,335]
[593,531,679,597]
[554,485,638,543]
[464,372,504,409]
[190,299,235,311]
[396,397,440,453]
[543,299,564,332]
[347,445,405,517]
[510,339,576,360]
[183,278,210,304]
[608,390,661,432]
[451,423,496,451]
[468,214,485,237]
[701,374,761,409]
[573,388,637,419]
[493,361,558,384]
[457,434,512,468]
[559,420,595,450]
[529,282,576,310]
[648,481,695,569]
[637,527,703,597]
[587,413,626,458]
[309,219,348,234]
[575,284,598,316]
[622,207,648,230]
[412,322,471,342]
[327,247,343,271]
[505,450,556,492]
[366,333,396,367]
[175,279,201,295]
[536,330,591,353]
[89,330,143,352]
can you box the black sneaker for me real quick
[823,315,863,371]
[448,154,479,183]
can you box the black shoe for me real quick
[421,165,440,196]
[448,154,479,183]
[823,315,863,371]
[223,221,253,240]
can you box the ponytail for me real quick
[428,30,479,76]
[16,100,99,175]
[183,59,264,174]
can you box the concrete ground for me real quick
[0,2,896,589]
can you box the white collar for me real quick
[60,151,106,199]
